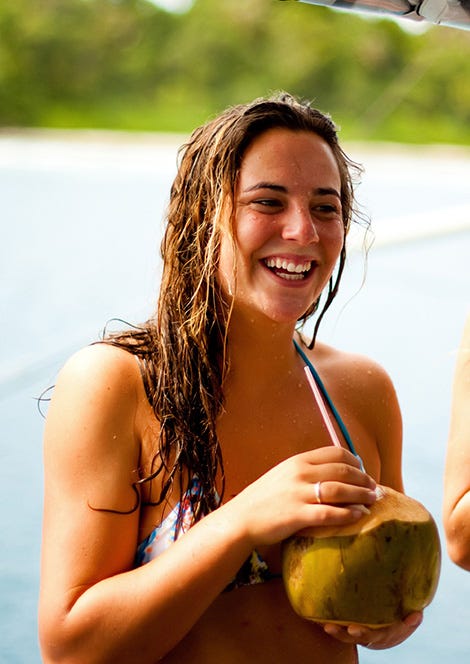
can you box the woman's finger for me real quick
[307,479,378,507]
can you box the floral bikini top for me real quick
[134,340,360,589]
[134,476,276,589]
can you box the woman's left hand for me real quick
[321,611,423,650]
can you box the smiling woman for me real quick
[39,93,424,664]
[218,128,344,326]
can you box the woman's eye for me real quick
[254,198,281,207]
[314,203,341,216]
[250,198,283,211]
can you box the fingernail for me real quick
[323,624,338,636]
[349,627,365,638]
[350,504,371,515]
[351,508,366,518]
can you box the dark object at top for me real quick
[283,0,470,30]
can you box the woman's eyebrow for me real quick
[242,182,286,193]
[243,182,341,199]
[316,187,341,199]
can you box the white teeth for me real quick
[279,272,304,281]
[265,258,312,273]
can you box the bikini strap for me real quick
[293,339,362,461]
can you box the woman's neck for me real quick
[224,312,303,388]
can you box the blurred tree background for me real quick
[1,0,469,143]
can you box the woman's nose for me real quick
[281,206,319,244]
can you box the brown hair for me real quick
[106,92,363,525]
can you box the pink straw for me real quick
[304,366,343,449]
[304,365,366,473]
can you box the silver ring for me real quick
[314,481,322,504]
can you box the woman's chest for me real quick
[216,382,380,498]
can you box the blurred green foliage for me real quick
[1,0,469,143]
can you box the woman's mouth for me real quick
[263,257,315,281]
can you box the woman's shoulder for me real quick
[44,343,149,475]
[43,343,147,539]
[53,342,145,411]
[58,340,141,375]
[309,340,393,383]
[304,340,399,412]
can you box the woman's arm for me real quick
[38,345,256,663]
[443,313,470,570]
[39,344,376,664]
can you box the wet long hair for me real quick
[106,92,363,526]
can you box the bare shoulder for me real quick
[44,343,146,491]
[54,342,142,397]
[309,340,397,398]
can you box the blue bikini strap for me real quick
[293,338,362,462]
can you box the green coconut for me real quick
[282,486,441,628]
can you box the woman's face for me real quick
[217,127,345,326]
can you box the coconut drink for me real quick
[282,486,441,627]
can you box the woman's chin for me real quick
[254,301,311,327]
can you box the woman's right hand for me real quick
[224,446,377,549]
